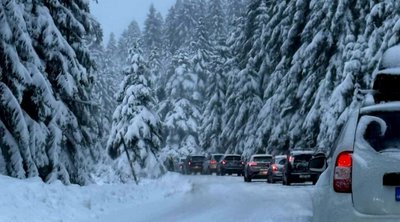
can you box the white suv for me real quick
[311,44,400,222]
[311,101,400,222]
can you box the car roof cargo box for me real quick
[373,45,400,103]
[373,74,400,103]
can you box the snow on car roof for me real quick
[361,101,400,114]
[224,154,241,156]
[380,45,400,69]
[274,155,286,158]
[290,150,315,155]
[375,67,400,76]
[251,154,272,157]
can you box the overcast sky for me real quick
[90,0,175,45]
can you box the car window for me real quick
[277,158,286,165]
[358,112,400,152]
[293,154,312,163]
[225,156,241,161]
[191,156,205,161]
[253,156,272,162]
[213,155,223,161]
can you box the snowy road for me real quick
[97,175,314,222]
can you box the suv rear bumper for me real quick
[313,192,400,222]
[221,167,243,174]
[188,166,203,172]
[248,168,269,178]
[270,172,283,180]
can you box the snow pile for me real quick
[0,173,192,222]
[380,45,400,70]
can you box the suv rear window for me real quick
[293,154,312,162]
[292,154,312,170]
[253,156,272,162]
[276,157,286,165]
[359,111,400,152]
[225,156,241,161]
[213,155,223,161]
[191,156,205,161]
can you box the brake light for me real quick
[241,161,245,165]
[272,164,278,172]
[334,151,353,193]
[249,162,257,167]
[188,161,192,166]
[289,156,294,163]
[210,160,217,165]
[222,160,227,165]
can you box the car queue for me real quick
[175,150,324,187]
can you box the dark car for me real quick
[243,154,272,182]
[183,155,205,174]
[282,150,320,185]
[202,154,224,174]
[267,155,287,183]
[217,154,244,176]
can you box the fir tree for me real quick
[143,4,164,54]
[108,43,164,180]
[0,0,103,184]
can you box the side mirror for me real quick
[309,155,327,173]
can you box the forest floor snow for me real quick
[0,173,313,222]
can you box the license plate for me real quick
[299,175,310,179]
[396,187,400,201]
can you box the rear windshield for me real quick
[292,154,312,170]
[191,156,205,161]
[213,155,223,161]
[253,156,272,162]
[358,112,400,152]
[293,154,312,163]
[225,156,241,161]
[275,157,286,165]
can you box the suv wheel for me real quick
[283,174,290,186]
[267,174,274,184]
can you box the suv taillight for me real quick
[222,160,227,165]
[188,161,192,166]
[272,164,278,172]
[210,160,217,165]
[249,162,257,167]
[334,151,353,193]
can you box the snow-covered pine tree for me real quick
[0,0,103,184]
[118,20,142,62]
[143,4,164,54]
[108,42,164,180]
[164,0,198,54]
[161,51,201,158]
[206,0,226,46]
[221,0,269,156]
[200,38,227,154]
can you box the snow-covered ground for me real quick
[0,173,314,222]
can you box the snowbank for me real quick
[0,173,192,222]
